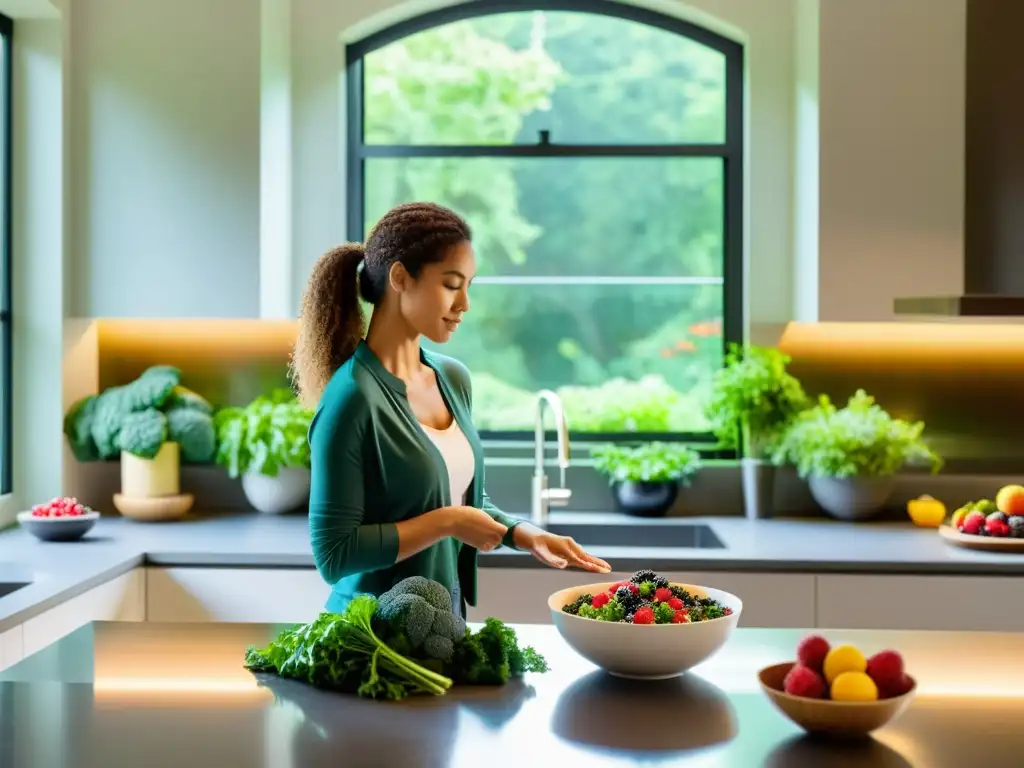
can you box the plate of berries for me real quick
[939,493,1024,552]
[549,569,742,679]
[18,497,99,541]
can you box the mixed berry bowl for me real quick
[18,496,99,542]
[548,569,742,679]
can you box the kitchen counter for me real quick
[2,621,1022,767]
[2,510,1024,632]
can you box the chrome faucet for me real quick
[531,389,572,527]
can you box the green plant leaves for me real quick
[213,388,314,479]
[590,442,702,484]
[771,389,943,479]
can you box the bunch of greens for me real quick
[244,577,548,701]
[771,389,944,479]
[704,343,809,459]
[590,442,702,485]
[63,365,216,463]
[213,388,313,478]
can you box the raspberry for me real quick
[796,634,831,673]
[672,610,688,623]
[591,592,610,609]
[985,519,1011,537]
[632,606,655,624]
[667,597,683,610]
[962,511,986,535]
[783,664,827,698]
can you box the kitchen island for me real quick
[1,621,1022,767]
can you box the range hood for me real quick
[893,0,1024,317]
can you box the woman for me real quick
[292,201,611,617]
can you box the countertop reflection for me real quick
[2,621,1024,767]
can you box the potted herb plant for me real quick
[213,388,314,514]
[590,442,702,518]
[772,389,943,521]
[704,344,809,520]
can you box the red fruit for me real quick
[796,634,831,673]
[783,664,827,698]
[878,674,914,698]
[986,519,1011,537]
[591,592,611,609]
[672,610,688,623]
[654,587,674,603]
[866,649,905,689]
[962,511,986,535]
[667,597,684,610]
[723,607,734,616]
[632,606,655,624]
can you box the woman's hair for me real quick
[290,202,472,407]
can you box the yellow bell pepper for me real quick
[907,495,946,527]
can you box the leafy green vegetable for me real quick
[590,441,702,484]
[63,366,217,462]
[577,599,624,623]
[447,618,549,686]
[244,596,453,700]
[213,388,313,478]
[772,389,943,479]
[704,343,809,459]
[653,601,676,624]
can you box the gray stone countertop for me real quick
[0,509,1022,632]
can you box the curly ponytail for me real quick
[290,243,366,408]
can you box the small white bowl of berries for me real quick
[18,497,99,542]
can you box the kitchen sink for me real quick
[0,581,30,599]
[544,522,725,549]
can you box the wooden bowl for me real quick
[113,493,194,522]
[758,662,916,737]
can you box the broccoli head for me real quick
[375,577,466,663]
[164,385,214,415]
[166,406,216,463]
[63,395,100,462]
[116,408,168,459]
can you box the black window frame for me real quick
[345,0,744,450]
[0,14,11,494]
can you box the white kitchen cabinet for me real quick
[816,574,1024,631]
[21,569,145,657]
[145,567,331,623]
[0,625,22,670]
[470,568,816,628]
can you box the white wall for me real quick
[66,0,262,318]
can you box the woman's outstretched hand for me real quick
[515,525,611,573]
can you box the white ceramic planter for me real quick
[809,475,895,521]
[241,467,311,515]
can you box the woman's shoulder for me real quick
[309,361,373,439]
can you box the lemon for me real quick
[830,671,879,702]
[823,644,867,684]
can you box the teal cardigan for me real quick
[307,340,523,613]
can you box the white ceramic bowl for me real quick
[17,510,99,542]
[549,581,742,679]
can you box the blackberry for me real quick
[630,569,659,585]
[698,596,719,609]
[614,586,643,614]
[562,593,593,615]
[625,612,635,623]
[653,575,670,590]
[670,585,696,605]
[1009,516,1024,538]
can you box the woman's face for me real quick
[391,240,476,344]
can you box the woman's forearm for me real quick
[394,508,453,562]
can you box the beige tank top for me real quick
[420,419,475,505]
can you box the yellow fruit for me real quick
[996,485,1024,516]
[907,494,946,527]
[830,671,879,702]
[823,644,867,684]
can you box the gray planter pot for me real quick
[612,480,679,518]
[741,458,776,520]
[808,475,895,521]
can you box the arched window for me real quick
[0,13,11,493]
[346,0,743,442]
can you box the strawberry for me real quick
[986,519,1011,537]
[672,610,688,623]
[654,587,674,603]
[667,597,684,610]
[962,510,986,535]
[591,592,611,609]
[632,606,655,624]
